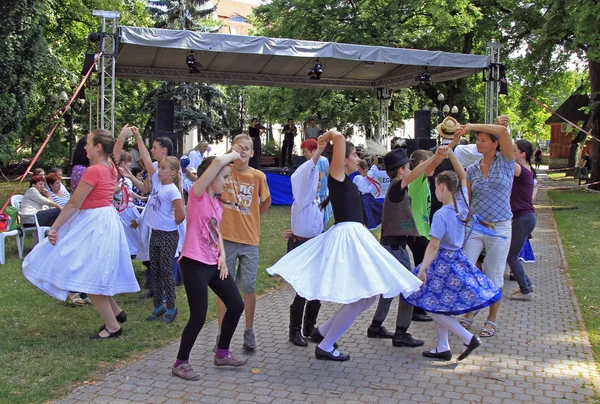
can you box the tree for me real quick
[147,0,220,31]
[0,0,49,164]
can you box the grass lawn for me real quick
[547,171,567,181]
[0,178,290,404]
[549,189,600,371]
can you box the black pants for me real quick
[36,208,61,226]
[407,236,429,267]
[407,236,430,315]
[149,229,179,309]
[176,257,244,360]
[249,136,261,169]
[287,237,321,332]
[281,135,294,167]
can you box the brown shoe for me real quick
[172,362,200,381]
[214,352,247,367]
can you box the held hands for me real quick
[417,268,427,283]
[217,255,229,280]
[454,123,470,137]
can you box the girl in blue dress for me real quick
[405,146,502,361]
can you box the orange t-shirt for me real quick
[220,167,270,246]
[80,164,117,209]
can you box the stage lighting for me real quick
[186,51,201,73]
[89,32,102,43]
[417,69,431,84]
[308,60,323,80]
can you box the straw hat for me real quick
[436,116,459,139]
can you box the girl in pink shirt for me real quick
[172,145,248,381]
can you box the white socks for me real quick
[318,297,376,352]
[430,313,473,352]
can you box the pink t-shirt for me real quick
[80,164,117,209]
[180,190,223,265]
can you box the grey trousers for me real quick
[371,244,414,331]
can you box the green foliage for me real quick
[147,0,221,31]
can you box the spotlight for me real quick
[417,69,431,84]
[88,32,102,43]
[308,59,323,80]
[186,51,201,73]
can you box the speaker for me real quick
[414,110,431,139]
[405,138,437,157]
[292,155,306,169]
[155,99,175,133]
[152,131,178,156]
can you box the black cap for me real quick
[383,148,411,170]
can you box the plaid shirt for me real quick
[466,152,514,222]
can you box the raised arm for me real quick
[318,131,346,182]
[114,124,133,162]
[191,146,241,197]
[456,122,513,161]
[441,146,467,186]
[401,148,445,188]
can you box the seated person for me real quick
[46,172,70,207]
[20,175,62,226]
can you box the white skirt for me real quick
[267,222,422,304]
[119,206,141,256]
[22,206,140,300]
[135,207,186,261]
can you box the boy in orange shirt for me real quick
[217,134,271,350]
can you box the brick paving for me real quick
[56,182,599,403]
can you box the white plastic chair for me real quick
[0,229,22,264]
[11,195,51,251]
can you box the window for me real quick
[229,25,237,35]
[229,15,247,23]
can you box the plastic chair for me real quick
[10,195,51,252]
[0,229,22,264]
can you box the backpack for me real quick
[4,206,19,231]
[0,214,9,232]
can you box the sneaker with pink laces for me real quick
[172,362,200,381]
[214,352,247,367]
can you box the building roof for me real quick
[545,93,589,124]
[214,0,254,18]
[116,26,489,90]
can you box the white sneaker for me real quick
[507,290,532,301]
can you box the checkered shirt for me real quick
[466,152,514,222]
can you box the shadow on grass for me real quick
[0,205,290,403]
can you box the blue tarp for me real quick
[265,172,293,206]
[265,171,383,206]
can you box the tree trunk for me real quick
[588,57,600,189]
[567,131,588,169]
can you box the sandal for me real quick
[68,293,87,306]
[479,320,497,338]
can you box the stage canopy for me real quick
[116,26,489,90]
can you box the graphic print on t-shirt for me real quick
[204,217,220,250]
[224,178,253,215]
[147,188,162,212]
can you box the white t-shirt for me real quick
[188,150,204,172]
[146,171,182,231]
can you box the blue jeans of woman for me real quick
[507,212,536,294]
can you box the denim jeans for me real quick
[506,212,536,294]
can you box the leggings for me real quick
[176,257,244,360]
[149,229,179,309]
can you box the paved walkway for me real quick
[57,186,599,403]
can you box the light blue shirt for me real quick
[316,156,329,199]
[466,152,514,222]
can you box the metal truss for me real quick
[93,10,119,134]
[484,42,503,124]
[116,66,376,90]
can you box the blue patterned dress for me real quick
[405,189,502,315]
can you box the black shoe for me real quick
[509,273,516,281]
[367,325,394,339]
[422,349,452,361]
[98,310,128,332]
[315,346,350,361]
[392,332,424,348]
[309,328,338,349]
[289,328,308,347]
[140,290,154,299]
[91,327,122,340]
[411,312,433,322]
[458,336,481,361]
